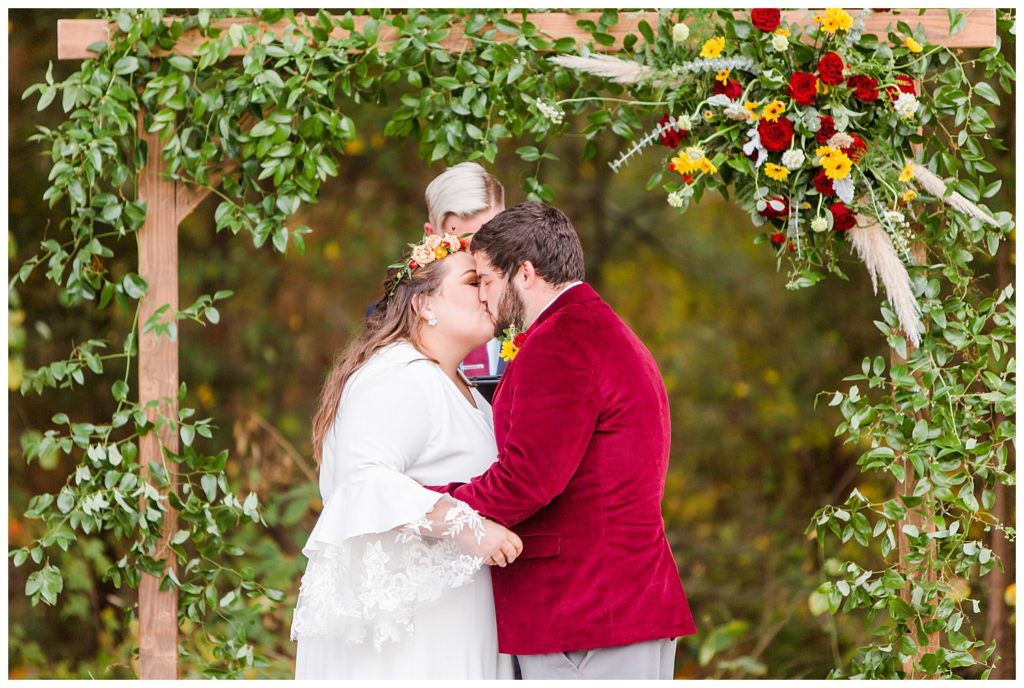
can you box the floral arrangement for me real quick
[498,324,527,362]
[550,8,999,346]
[386,232,469,297]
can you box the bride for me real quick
[290,232,519,679]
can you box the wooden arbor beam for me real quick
[57,9,996,60]
[52,8,999,680]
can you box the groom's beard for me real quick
[492,281,526,337]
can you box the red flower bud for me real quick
[817,52,845,86]
[830,202,856,232]
[847,74,879,102]
[788,72,818,106]
[751,9,782,32]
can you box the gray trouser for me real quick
[516,638,677,680]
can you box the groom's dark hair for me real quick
[471,202,585,285]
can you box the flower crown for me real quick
[386,231,470,298]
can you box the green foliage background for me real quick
[7,9,1015,679]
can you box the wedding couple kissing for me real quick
[290,163,696,680]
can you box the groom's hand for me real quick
[485,528,523,567]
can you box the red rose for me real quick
[771,231,786,246]
[513,332,527,347]
[817,52,845,85]
[789,240,796,252]
[758,116,794,152]
[887,74,917,100]
[408,260,419,270]
[830,202,856,231]
[714,78,744,101]
[816,115,836,144]
[682,174,694,184]
[842,133,867,162]
[847,74,879,102]
[751,9,782,32]
[658,113,687,148]
[459,237,469,249]
[788,71,818,106]
[760,195,790,219]
[813,169,836,196]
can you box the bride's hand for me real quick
[484,524,522,567]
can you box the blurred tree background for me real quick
[8,9,1015,679]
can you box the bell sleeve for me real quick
[290,361,506,650]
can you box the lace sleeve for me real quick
[290,495,504,651]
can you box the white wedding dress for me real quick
[291,341,514,679]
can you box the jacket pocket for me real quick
[519,534,561,559]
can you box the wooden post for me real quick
[136,108,180,680]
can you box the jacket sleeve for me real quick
[448,326,601,527]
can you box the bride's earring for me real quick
[427,315,438,327]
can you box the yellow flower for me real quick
[815,8,853,35]
[762,100,785,122]
[704,109,714,121]
[700,36,725,59]
[671,153,698,175]
[434,245,449,260]
[764,163,789,181]
[499,339,520,362]
[905,36,923,53]
[744,101,761,120]
[816,81,831,95]
[822,150,852,180]
[775,27,791,38]
[1005,583,1016,607]
[816,145,835,160]
[671,149,717,177]
[800,202,812,210]
[899,163,915,183]
[716,69,731,84]
[902,190,917,202]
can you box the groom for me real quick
[434,202,696,679]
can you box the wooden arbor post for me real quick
[54,9,996,679]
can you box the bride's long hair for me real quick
[311,259,448,465]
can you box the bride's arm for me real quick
[325,362,521,563]
[408,496,523,565]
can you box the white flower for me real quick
[827,132,855,149]
[667,190,685,208]
[425,234,444,250]
[677,114,692,131]
[672,22,690,43]
[771,34,789,52]
[685,146,704,161]
[411,244,435,266]
[535,99,564,124]
[723,103,752,121]
[883,210,908,227]
[894,92,919,119]
[442,233,462,251]
[811,217,829,233]
[781,149,805,169]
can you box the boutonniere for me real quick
[498,324,527,362]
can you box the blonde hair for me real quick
[425,162,505,232]
[310,259,448,464]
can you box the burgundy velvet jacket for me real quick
[436,283,696,655]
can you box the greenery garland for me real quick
[10,8,1016,679]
